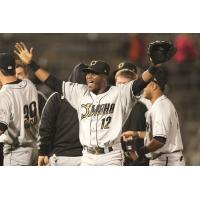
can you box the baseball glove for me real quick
[148,41,177,65]
[123,140,139,161]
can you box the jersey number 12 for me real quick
[101,116,112,129]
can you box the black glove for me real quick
[148,41,177,65]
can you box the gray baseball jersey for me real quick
[0,79,39,152]
[62,81,137,147]
[145,95,183,159]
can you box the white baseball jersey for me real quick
[139,96,152,110]
[62,81,137,147]
[145,95,183,159]
[0,79,39,149]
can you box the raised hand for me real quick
[14,42,33,65]
[121,131,137,142]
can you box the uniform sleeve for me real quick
[0,95,11,127]
[38,92,59,156]
[62,82,88,110]
[132,77,149,96]
[118,81,138,120]
[44,75,63,94]
[45,75,87,110]
[152,107,170,139]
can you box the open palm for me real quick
[14,42,33,65]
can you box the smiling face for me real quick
[86,73,108,94]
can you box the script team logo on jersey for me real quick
[81,103,115,119]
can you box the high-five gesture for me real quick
[14,42,33,65]
[14,42,50,83]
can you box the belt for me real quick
[161,150,182,155]
[153,150,183,160]
[84,146,113,155]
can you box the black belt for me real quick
[153,150,183,160]
[84,146,113,155]
[161,150,182,155]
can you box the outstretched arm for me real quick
[15,42,50,81]
[131,63,160,96]
[14,42,63,93]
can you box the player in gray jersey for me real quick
[15,59,47,117]
[123,67,185,166]
[14,42,172,166]
[0,53,39,166]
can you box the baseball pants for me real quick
[149,152,185,166]
[4,146,38,166]
[81,146,124,166]
[49,155,82,166]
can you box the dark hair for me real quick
[153,67,168,92]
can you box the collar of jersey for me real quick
[3,79,27,89]
[89,86,112,98]
[152,95,167,107]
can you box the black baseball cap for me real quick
[117,62,137,74]
[0,53,16,75]
[82,60,110,75]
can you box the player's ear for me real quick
[0,69,4,77]
[151,82,157,91]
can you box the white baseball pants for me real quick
[149,151,185,166]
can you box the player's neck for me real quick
[95,85,110,95]
[151,92,163,104]
[1,76,18,85]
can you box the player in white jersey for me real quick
[123,67,185,166]
[0,53,39,166]
[14,42,169,166]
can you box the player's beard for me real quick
[88,82,100,94]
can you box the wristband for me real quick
[136,146,148,157]
[125,140,134,152]
[27,61,40,72]
[147,66,158,75]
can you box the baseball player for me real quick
[38,63,87,166]
[115,63,150,166]
[123,67,185,166]
[15,60,47,117]
[14,41,175,166]
[0,53,39,165]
